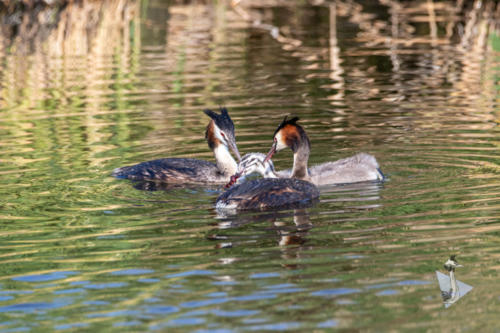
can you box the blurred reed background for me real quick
[0,0,139,106]
[0,1,498,331]
[0,0,498,173]
[0,0,497,115]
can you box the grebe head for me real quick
[444,255,463,272]
[224,153,275,188]
[238,153,275,179]
[204,107,241,161]
[264,116,310,163]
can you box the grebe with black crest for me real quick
[230,117,384,186]
[113,107,241,184]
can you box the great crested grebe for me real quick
[112,107,242,184]
[436,255,473,308]
[224,153,277,187]
[440,255,464,305]
[216,154,318,212]
[216,177,319,211]
[230,117,384,186]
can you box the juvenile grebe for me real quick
[218,152,318,211]
[231,117,384,186]
[112,107,241,184]
[224,153,277,187]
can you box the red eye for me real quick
[274,137,277,142]
[221,132,226,139]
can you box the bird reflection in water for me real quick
[436,255,473,308]
[130,180,220,192]
[208,209,314,250]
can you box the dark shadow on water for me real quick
[206,181,383,251]
[128,177,384,196]
[128,179,321,213]
[130,180,223,193]
[207,208,315,248]
[212,208,313,229]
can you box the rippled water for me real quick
[0,0,499,331]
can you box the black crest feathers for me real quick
[273,116,300,138]
[203,107,234,133]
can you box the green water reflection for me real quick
[0,0,498,331]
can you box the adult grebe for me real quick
[436,255,473,308]
[112,107,241,184]
[441,255,464,305]
[216,177,319,211]
[231,117,384,186]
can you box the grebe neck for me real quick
[449,270,458,294]
[291,143,310,180]
[214,144,237,176]
[264,169,279,178]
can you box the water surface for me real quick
[0,0,499,331]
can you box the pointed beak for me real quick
[229,140,242,162]
[264,142,277,164]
